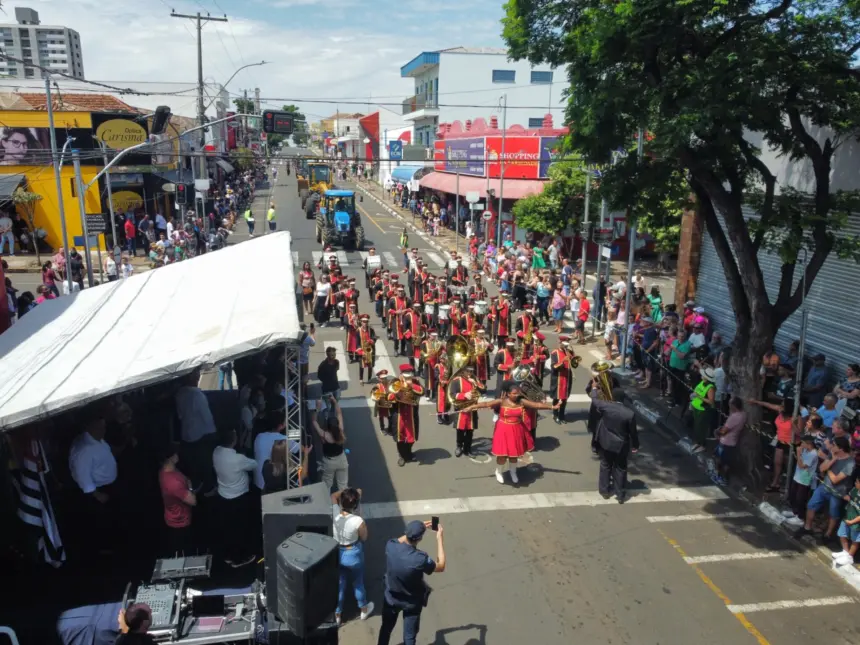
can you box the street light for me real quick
[204,61,269,111]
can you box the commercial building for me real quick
[0,7,85,80]
[400,47,563,147]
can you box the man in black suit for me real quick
[589,383,638,503]
[585,371,621,454]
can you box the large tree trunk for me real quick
[728,317,773,492]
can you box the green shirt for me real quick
[244,209,253,221]
[669,340,692,370]
[846,488,860,523]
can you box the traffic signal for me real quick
[151,106,172,135]
[176,183,187,205]
[263,110,294,135]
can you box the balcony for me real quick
[402,94,440,121]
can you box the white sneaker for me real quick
[360,602,375,620]
[781,510,796,518]
[835,552,855,567]
[509,465,519,484]
[784,516,804,527]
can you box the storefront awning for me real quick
[418,171,546,200]
[215,158,236,174]
[390,165,426,183]
[0,232,302,432]
[0,173,26,202]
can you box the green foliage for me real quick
[230,147,254,171]
[12,186,43,261]
[233,97,255,115]
[503,0,860,329]
[512,160,595,234]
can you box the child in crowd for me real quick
[786,434,819,524]
[834,476,860,566]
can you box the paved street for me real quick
[224,150,860,645]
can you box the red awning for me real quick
[398,131,412,143]
[418,172,545,200]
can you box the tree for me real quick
[280,105,309,146]
[230,147,254,171]
[512,161,594,235]
[503,0,860,481]
[233,97,254,115]
[12,186,43,264]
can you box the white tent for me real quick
[0,231,301,431]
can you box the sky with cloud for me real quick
[2,0,510,121]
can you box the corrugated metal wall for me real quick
[695,207,860,379]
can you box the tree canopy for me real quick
[503,0,860,361]
[512,161,593,235]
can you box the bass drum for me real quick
[424,302,436,316]
[474,300,489,316]
[437,304,451,320]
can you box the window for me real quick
[531,70,553,84]
[492,69,516,83]
[528,118,544,128]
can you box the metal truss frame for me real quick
[284,343,304,489]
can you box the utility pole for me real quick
[496,94,508,246]
[620,128,646,371]
[72,150,95,288]
[170,10,228,150]
[44,76,73,294]
[254,87,261,116]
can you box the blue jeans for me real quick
[337,543,367,614]
[218,366,233,390]
[807,485,845,519]
[1,231,15,255]
[377,599,421,645]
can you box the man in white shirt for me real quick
[688,324,707,349]
[0,214,15,255]
[69,415,118,553]
[175,370,218,490]
[212,429,257,567]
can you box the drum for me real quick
[325,252,338,266]
[424,302,436,316]
[448,259,459,271]
[438,304,451,320]
[365,254,382,274]
[451,285,466,297]
[474,300,489,316]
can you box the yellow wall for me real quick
[1,110,101,250]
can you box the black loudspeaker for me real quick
[276,532,338,637]
[262,482,333,620]
[268,620,338,644]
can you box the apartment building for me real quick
[0,7,85,80]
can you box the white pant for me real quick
[321,453,349,492]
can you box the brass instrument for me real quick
[590,360,615,401]
[566,347,581,369]
[389,377,420,406]
[372,376,395,409]
[510,363,546,402]
[445,335,478,410]
[361,334,375,363]
[421,338,443,361]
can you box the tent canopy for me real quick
[0,232,301,431]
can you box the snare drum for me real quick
[438,304,451,320]
[424,302,436,316]
[365,254,382,274]
[474,300,489,316]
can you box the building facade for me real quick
[0,7,84,80]
[400,47,563,147]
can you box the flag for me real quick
[10,438,65,567]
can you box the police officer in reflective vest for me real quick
[266,203,276,233]
[244,208,255,237]
[690,366,716,453]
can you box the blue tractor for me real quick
[315,189,366,250]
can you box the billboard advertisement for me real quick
[539,137,562,178]
[434,139,445,171]
[442,137,485,176]
[486,136,541,179]
[0,126,52,166]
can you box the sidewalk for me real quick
[2,250,153,274]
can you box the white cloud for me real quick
[3,0,506,121]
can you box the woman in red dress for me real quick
[462,382,558,484]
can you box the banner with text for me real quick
[486,137,541,180]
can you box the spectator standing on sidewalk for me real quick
[804,434,855,541]
[787,434,819,522]
[712,397,745,485]
[834,476,860,566]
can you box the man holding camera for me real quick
[377,519,446,645]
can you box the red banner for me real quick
[433,140,446,171]
[486,136,541,179]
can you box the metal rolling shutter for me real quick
[695,207,860,376]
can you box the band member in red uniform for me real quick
[516,330,536,361]
[449,364,485,457]
[357,315,377,384]
[451,256,468,286]
[435,354,450,425]
[550,336,575,423]
[519,358,539,443]
[383,275,399,333]
[461,304,479,336]
[435,277,452,338]
[494,340,516,396]
[373,270,387,318]
[532,331,548,387]
[495,293,512,350]
[346,303,360,362]
[461,382,558,484]
[390,286,409,351]
[468,273,488,304]
[421,330,442,401]
[343,278,360,309]
[474,327,491,386]
[487,296,499,344]
[388,364,424,466]
[403,302,423,368]
[372,369,392,435]
[449,300,463,336]
[413,261,428,304]
[422,282,437,330]
[407,248,420,298]
[362,247,380,290]
[516,307,538,339]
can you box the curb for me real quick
[618,376,860,582]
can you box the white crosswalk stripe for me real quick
[425,252,446,269]
[337,250,349,266]
[312,250,350,267]
[382,251,399,268]
[323,341,351,384]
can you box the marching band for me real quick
[311,246,581,482]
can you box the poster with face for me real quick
[0,127,51,166]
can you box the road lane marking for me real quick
[683,551,795,564]
[658,530,771,644]
[336,250,349,266]
[383,251,399,267]
[646,511,753,523]
[361,486,728,520]
[357,202,387,235]
[727,597,856,614]
[426,252,446,268]
[313,251,349,267]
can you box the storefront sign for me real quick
[433,140,446,171]
[442,138,485,176]
[96,119,148,150]
[486,137,541,180]
[110,189,144,213]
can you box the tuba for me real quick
[421,338,443,361]
[445,335,480,410]
[590,360,615,401]
[510,364,546,402]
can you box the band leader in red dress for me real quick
[461,382,558,485]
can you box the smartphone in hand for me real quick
[431,516,439,532]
